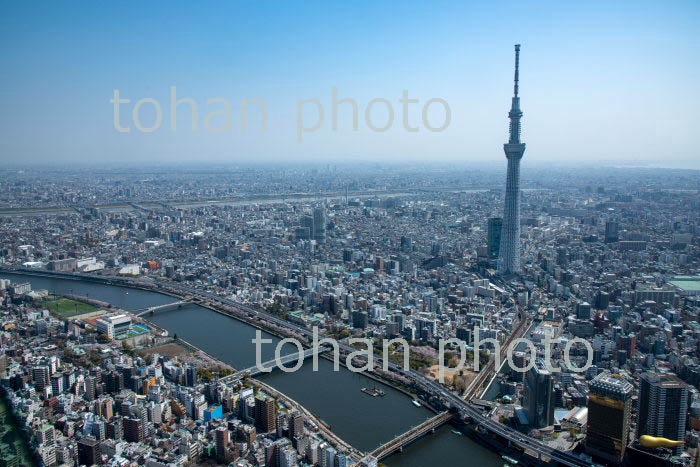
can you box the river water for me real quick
[1,273,501,466]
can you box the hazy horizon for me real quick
[1,158,700,171]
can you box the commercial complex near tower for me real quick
[586,374,633,464]
[498,44,525,275]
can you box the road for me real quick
[2,268,591,466]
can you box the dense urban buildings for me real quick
[0,163,699,467]
[1,0,697,464]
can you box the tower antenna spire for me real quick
[513,44,520,98]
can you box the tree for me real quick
[122,341,135,356]
[88,351,102,366]
[197,368,214,382]
[62,347,78,364]
[218,367,233,377]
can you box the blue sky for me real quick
[1,1,698,167]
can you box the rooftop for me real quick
[669,276,700,292]
[590,374,633,398]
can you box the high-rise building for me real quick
[185,363,197,387]
[605,221,620,243]
[254,395,277,433]
[595,291,610,310]
[37,424,56,446]
[215,426,230,460]
[123,417,145,443]
[106,371,124,393]
[524,360,554,428]
[576,301,592,320]
[637,373,689,455]
[498,45,526,275]
[85,376,96,401]
[586,373,633,464]
[300,215,315,240]
[352,311,368,330]
[487,217,503,260]
[32,365,50,391]
[510,351,528,383]
[324,445,338,467]
[277,443,297,467]
[288,410,304,440]
[77,437,100,466]
[313,207,327,244]
[50,374,63,395]
[38,445,56,467]
[107,417,123,440]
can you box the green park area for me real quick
[42,297,97,317]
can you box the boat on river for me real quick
[361,386,385,397]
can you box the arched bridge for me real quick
[132,299,194,317]
[219,345,330,384]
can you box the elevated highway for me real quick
[1,268,591,466]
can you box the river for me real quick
[1,272,501,466]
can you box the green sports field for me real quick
[42,298,97,317]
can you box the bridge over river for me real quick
[370,412,454,460]
[132,299,194,317]
[218,346,331,383]
[1,268,592,466]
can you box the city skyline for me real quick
[0,164,698,467]
[1,3,700,467]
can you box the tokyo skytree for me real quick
[498,44,525,275]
